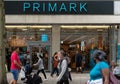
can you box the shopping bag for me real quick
[20,68,25,80]
[68,67,71,72]
[5,64,8,72]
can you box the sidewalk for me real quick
[7,72,89,84]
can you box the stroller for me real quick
[25,73,42,84]
[23,64,42,84]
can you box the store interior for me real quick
[6,25,115,70]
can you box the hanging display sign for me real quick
[5,1,113,15]
[41,34,48,42]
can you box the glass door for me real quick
[40,45,51,70]
[27,41,51,71]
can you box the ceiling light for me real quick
[97,29,103,31]
[61,41,63,44]
[61,25,109,29]
[6,25,52,29]
[22,29,27,31]
[39,29,46,31]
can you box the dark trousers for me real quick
[37,69,47,79]
[69,72,72,81]
[57,79,69,84]
[51,67,59,76]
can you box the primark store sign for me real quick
[5,1,113,15]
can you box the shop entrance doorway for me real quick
[27,41,51,71]
[60,25,117,71]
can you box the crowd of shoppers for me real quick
[7,46,120,84]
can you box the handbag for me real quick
[109,71,120,84]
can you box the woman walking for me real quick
[51,52,59,77]
[33,55,47,80]
[57,50,69,84]
[87,50,109,84]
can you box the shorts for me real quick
[11,70,19,81]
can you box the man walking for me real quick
[10,47,22,84]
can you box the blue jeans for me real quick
[11,69,19,81]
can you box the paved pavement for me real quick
[7,72,89,84]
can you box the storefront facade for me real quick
[4,0,120,71]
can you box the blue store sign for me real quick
[4,1,113,15]
[41,34,48,42]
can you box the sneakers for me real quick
[51,74,59,77]
[44,78,48,81]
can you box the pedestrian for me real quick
[33,55,47,80]
[5,48,11,72]
[51,52,59,77]
[75,50,83,72]
[87,50,109,84]
[66,55,72,81]
[10,47,23,84]
[43,52,48,69]
[24,51,32,76]
[110,60,116,72]
[24,51,31,67]
[24,51,31,64]
[57,50,69,84]
[90,47,97,70]
[109,60,120,83]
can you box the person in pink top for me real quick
[10,47,22,84]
